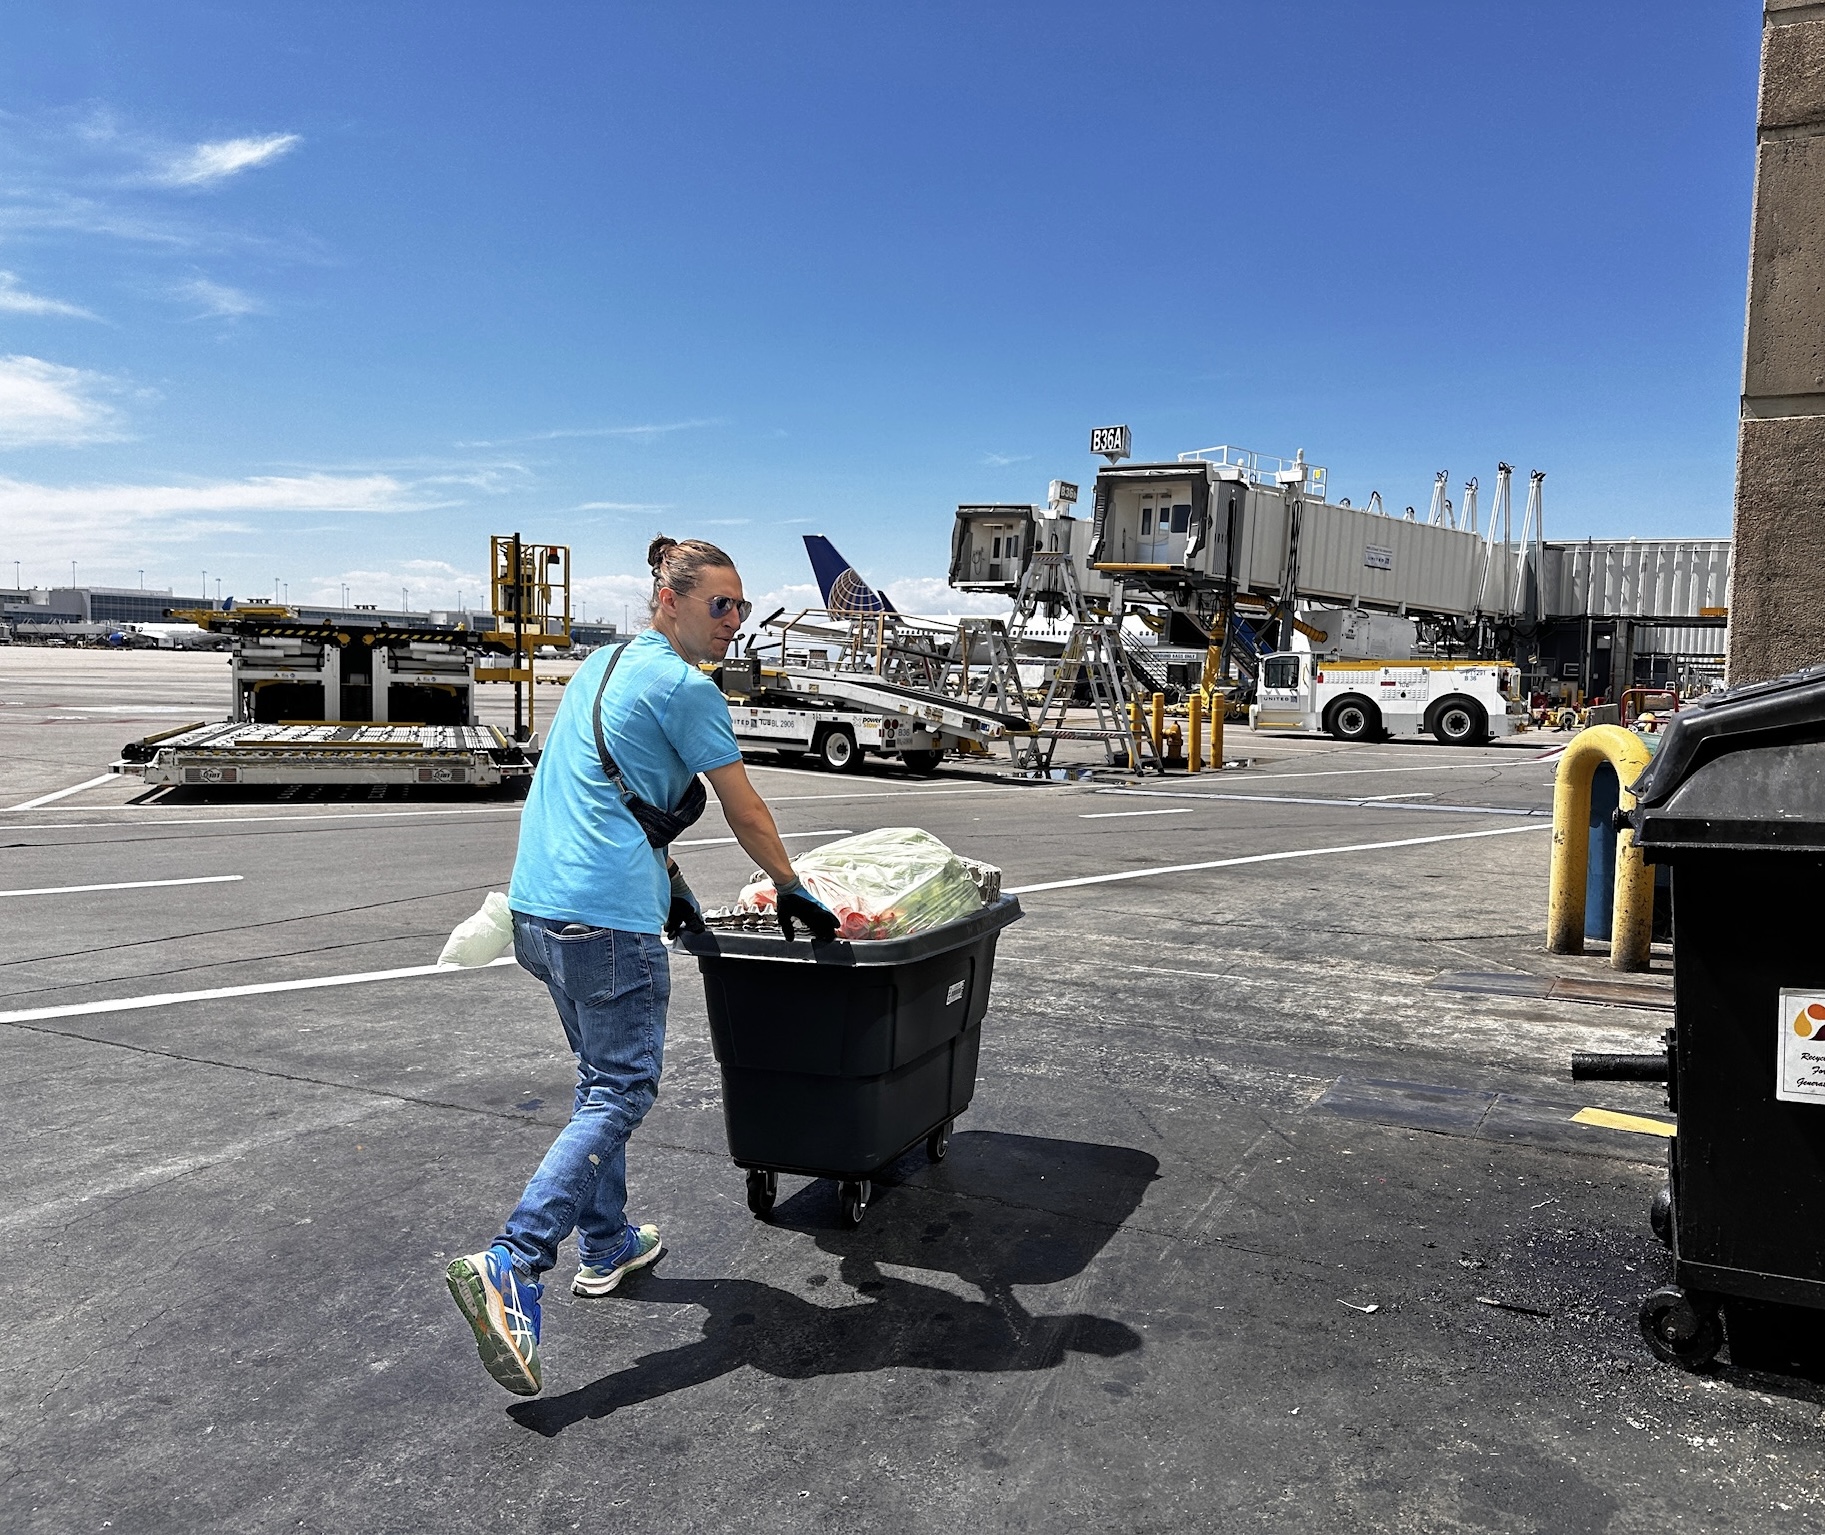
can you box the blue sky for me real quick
[0,3,1762,619]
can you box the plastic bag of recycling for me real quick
[736,827,988,940]
[438,891,515,967]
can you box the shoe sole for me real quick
[570,1240,665,1297]
[446,1257,542,1396]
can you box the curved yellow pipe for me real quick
[1546,724,1657,971]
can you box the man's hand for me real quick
[664,863,705,939]
[776,878,839,942]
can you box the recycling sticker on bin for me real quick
[1777,989,1825,1104]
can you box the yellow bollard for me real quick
[1127,697,1144,769]
[1546,724,1657,971]
[1188,693,1204,773]
[1208,690,1224,769]
[1151,692,1165,753]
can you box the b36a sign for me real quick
[1089,425,1131,461]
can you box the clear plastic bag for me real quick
[737,827,990,940]
[438,891,515,967]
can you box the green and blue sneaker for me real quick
[572,1223,663,1297]
[446,1245,543,1396]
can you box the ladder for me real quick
[1007,552,1163,774]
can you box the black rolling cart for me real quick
[1580,667,1825,1369]
[676,895,1022,1228]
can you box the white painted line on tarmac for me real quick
[1244,764,1479,782]
[761,785,1063,804]
[0,954,518,1025]
[1079,808,1196,820]
[0,874,245,899]
[1006,823,1551,895]
[675,828,852,848]
[1096,788,1542,818]
[3,774,117,812]
[9,805,527,832]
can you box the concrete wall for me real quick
[1730,1,1825,682]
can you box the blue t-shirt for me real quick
[508,629,741,933]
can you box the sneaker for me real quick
[571,1224,664,1296]
[446,1245,543,1396]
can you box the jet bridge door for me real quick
[1136,488,1191,565]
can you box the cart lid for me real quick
[675,893,1022,966]
[1632,665,1825,854]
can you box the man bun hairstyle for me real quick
[647,534,736,613]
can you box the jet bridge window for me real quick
[1170,504,1191,534]
[1262,656,1302,691]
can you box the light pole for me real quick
[138,569,144,590]
[215,577,221,605]
[70,559,77,588]
[201,571,207,608]
[402,585,409,613]
[341,583,349,609]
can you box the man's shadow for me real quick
[509,1132,1158,1436]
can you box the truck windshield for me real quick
[1262,656,1301,690]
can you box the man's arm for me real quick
[704,759,795,887]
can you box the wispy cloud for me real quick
[0,471,434,522]
[173,276,264,319]
[574,500,670,513]
[0,271,96,319]
[459,419,720,448]
[0,470,448,566]
[981,451,1034,467]
[705,517,751,526]
[0,355,126,447]
[309,558,488,609]
[154,133,301,189]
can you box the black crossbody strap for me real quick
[591,643,631,790]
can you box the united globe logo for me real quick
[829,567,886,616]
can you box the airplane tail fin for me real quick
[803,535,896,615]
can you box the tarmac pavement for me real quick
[3,646,1822,1533]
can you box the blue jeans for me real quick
[497,914,670,1278]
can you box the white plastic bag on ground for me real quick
[439,891,515,967]
[737,827,989,940]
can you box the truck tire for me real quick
[1324,696,1380,743]
[1428,697,1487,746]
[816,725,861,773]
[900,749,943,776]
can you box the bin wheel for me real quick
[746,1169,777,1218]
[839,1179,870,1228]
[1639,1286,1721,1370]
[926,1122,950,1162]
[1650,1184,1673,1248]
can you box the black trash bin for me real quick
[676,894,1023,1228]
[1619,665,1825,1369]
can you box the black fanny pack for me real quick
[591,645,708,848]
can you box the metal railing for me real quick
[1176,444,1328,502]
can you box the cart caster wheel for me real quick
[1650,1184,1673,1248]
[746,1169,777,1218]
[1640,1286,1721,1370]
[926,1122,950,1163]
[838,1179,871,1229]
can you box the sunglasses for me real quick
[703,593,753,623]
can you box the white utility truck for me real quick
[1249,652,1527,744]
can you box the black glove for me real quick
[775,878,840,942]
[664,864,705,939]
